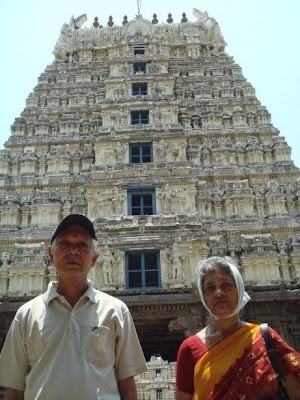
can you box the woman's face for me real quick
[202,267,238,317]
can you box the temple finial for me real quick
[137,0,142,15]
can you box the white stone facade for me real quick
[0,9,300,368]
[136,355,176,400]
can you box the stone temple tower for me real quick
[0,9,300,366]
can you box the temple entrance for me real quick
[135,316,187,362]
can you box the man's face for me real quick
[48,225,99,282]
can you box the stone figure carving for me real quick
[79,50,92,62]
[111,187,125,214]
[161,184,176,213]
[99,245,114,284]
[66,51,79,63]
[92,74,99,83]
[148,63,160,74]
[169,243,184,280]
[1,252,10,269]
[266,180,282,194]
[157,139,168,160]
[111,111,125,125]
[125,62,131,74]
[186,139,197,161]
[114,142,124,162]
[150,106,162,123]
[153,85,163,96]
[114,86,125,99]
[173,142,185,161]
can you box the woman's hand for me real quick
[284,373,300,399]
[176,391,193,400]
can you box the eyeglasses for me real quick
[55,240,92,252]
[203,282,236,296]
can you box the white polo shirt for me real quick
[0,281,147,400]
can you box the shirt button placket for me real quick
[68,312,76,339]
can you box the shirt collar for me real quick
[43,279,98,305]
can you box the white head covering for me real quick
[196,256,251,319]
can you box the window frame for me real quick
[125,249,161,289]
[129,142,153,163]
[133,45,146,55]
[132,82,148,96]
[133,62,147,74]
[127,187,156,215]
[131,110,149,125]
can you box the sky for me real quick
[0,0,299,165]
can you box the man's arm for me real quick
[118,376,138,400]
[4,388,24,400]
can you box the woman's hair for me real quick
[196,256,250,319]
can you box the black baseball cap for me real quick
[51,214,97,244]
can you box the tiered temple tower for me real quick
[0,10,300,382]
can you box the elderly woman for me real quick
[175,256,300,400]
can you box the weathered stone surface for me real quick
[0,9,300,399]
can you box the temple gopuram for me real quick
[0,8,299,399]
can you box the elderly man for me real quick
[0,214,147,400]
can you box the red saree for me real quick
[192,324,300,400]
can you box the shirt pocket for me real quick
[83,325,114,366]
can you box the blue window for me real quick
[131,110,149,124]
[127,188,155,215]
[126,250,160,289]
[132,83,148,95]
[134,63,146,73]
[133,45,146,55]
[129,142,152,163]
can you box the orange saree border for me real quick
[192,324,260,400]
